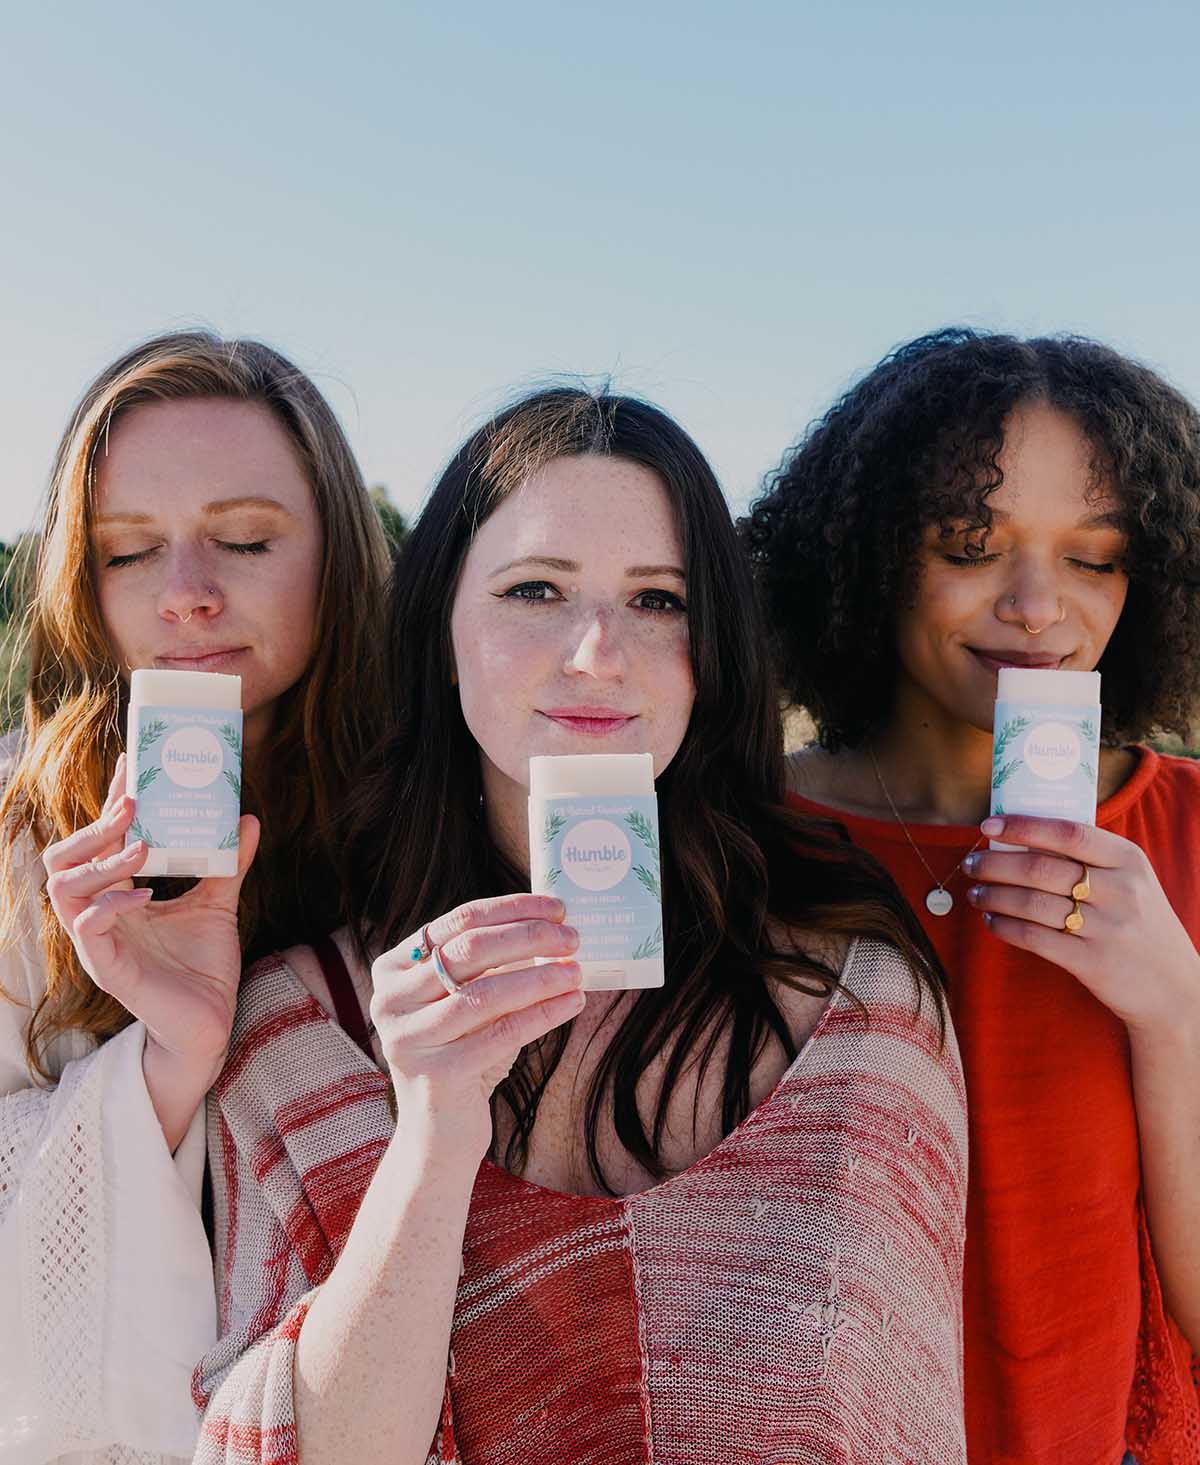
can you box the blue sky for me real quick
[2,0,1198,540]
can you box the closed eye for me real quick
[1069,559,1118,575]
[942,552,999,568]
[104,539,270,569]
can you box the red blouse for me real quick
[789,746,1200,1464]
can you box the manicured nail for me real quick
[981,817,1004,837]
[962,853,979,873]
[967,885,982,902]
[122,840,145,857]
[983,912,994,926]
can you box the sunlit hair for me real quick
[341,386,946,1193]
[744,327,1200,749]
[0,330,391,1077]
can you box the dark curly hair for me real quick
[743,327,1200,750]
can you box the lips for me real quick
[539,706,637,737]
[155,646,249,672]
[968,648,1068,673]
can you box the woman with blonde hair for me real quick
[0,331,390,1465]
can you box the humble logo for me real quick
[1022,720,1082,782]
[560,819,632,892]
[160,727,225,790]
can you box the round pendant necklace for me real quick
[867,745,985,917]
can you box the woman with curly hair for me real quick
[0,331,390,1465]
[744,327,1200,1465]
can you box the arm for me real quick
[196,895,582,1465]
[969,813,1200,1349]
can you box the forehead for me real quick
[471,454,682,562]
[93,397,313,513]
[989,401,1117,516]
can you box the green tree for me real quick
[370,485,409,558]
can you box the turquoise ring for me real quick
[409,925,433,963]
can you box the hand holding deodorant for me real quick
[125,668,243,877]
[990,667,1101,848]
[528,753,665,990]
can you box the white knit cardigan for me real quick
[0,829,215,1465]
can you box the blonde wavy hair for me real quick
[0,330,391,1077]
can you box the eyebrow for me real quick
[488,555,686,581]
[93,496,296,526]
[960,508,1126,531]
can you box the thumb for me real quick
[204,814,261,909]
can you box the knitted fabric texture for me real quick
[195,939,967,1464]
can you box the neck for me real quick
[868,683,995,827]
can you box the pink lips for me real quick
[155,646,249,672]
[540,706,637,737]
[969,648,1067,673]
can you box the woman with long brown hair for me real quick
[194,388,969,1464]
[0,331,389,1465]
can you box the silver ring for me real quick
[408,925,433,964]
[431,943,464,996]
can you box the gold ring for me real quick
[1064,900,1085,935]
[1071,864,1091,903]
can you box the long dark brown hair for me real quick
[0,330,392,1076]
[342,387,946,1192]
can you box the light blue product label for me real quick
[991,701,1099,823]
[539,793,662,962]
[126,704,243,853]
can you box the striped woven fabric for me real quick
[194,939,968,1464]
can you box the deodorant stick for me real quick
[990,667,1101,847]
[125,668,243,877]
[528,753,665,990]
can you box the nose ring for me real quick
[1022,605,1065,635]
[178,610,193,624]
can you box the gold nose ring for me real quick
[1021,604,1066,635]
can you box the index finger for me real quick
[430,893,566,948]
[979,814,1124,869]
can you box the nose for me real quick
[996,570,1063,636]
[157,548,224,626]
[565,607,626,680]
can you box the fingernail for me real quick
[963,853,979,873]
[983,912,994,926]
[123,840,145,857]
[561,925,578,943]
[981,817,1004,836]
[967,885,982,902]
[566,988,587,1010]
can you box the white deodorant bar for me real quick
[990,667,1101,849]
[528,753,665,990]
[125,669,243,878]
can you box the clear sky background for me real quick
[2,0,1198,541]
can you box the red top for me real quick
[789,746,1200,1464]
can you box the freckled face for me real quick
[449,454,695,807]
[893,401,1130,733]
[91,398,324,746]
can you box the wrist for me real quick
[142,1035,224,1152]
[387,1074,493,1168]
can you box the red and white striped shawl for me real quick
[194,939,968,1464]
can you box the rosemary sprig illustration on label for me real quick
[993,715,1032,767]
[136,719,167,757]
[224,770,241,800]
[217,828,240,850]
[219,722,243,758]
[136,765,161,794]
[543,810,569,846]
[1079,718,1098,745]
[992,758,1023,788]
[632,926,663,960]
[544,866,562,887]
[625,809,662,904]
[128,817,159,848]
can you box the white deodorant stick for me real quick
[990,667,1101,848]
[528,753,665,990]
[125,668,243,877]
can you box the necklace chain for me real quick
[867,744,986,914]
